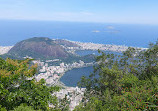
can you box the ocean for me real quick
[0,20,158,47]
[1,20,158,87]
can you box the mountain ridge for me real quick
[7,37,75,59]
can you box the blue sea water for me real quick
[0,20,158,47]
[1,20,158,87]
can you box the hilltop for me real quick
[7,37,74,59]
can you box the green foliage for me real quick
[74,97,104,111]
[25,37,53,45]
[0,105,7,111]
[13,104,36,111]
[76,41,158,111]
[58,95,70,111]
[0,58,60,110]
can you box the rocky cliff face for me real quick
[8,37,69,59]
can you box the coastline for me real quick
[34,59,95,87]
[58,64,94,88]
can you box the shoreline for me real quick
[57,65,94,88]
[0,39,148,56]
[34,59,95,88]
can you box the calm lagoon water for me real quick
[75,50,121,56]
[60,66,94,87]
[75,50,102,56]
[61,50,121,87]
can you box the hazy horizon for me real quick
[1,1,158,47]
[0,20,157,47]
[0,0,158,25]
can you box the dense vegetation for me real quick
[75,42,158,111]
[0,41,157,111]
[0,58,61,111]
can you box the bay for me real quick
[61,50,121,87]
[60,66,94,87]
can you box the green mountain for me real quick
[0,37,95,63]
[7,37,70,59]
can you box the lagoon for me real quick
[61,50,122,87]
[60,66,94,87]
[75,50,121,56]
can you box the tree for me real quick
[0,58,60,110]
[13,104,36,111]
[76,41,158,111]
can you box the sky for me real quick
[0,0,158,24]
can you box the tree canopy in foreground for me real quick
[0,58,61,111]
[75,41,158,111]
[0,41,157,111]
